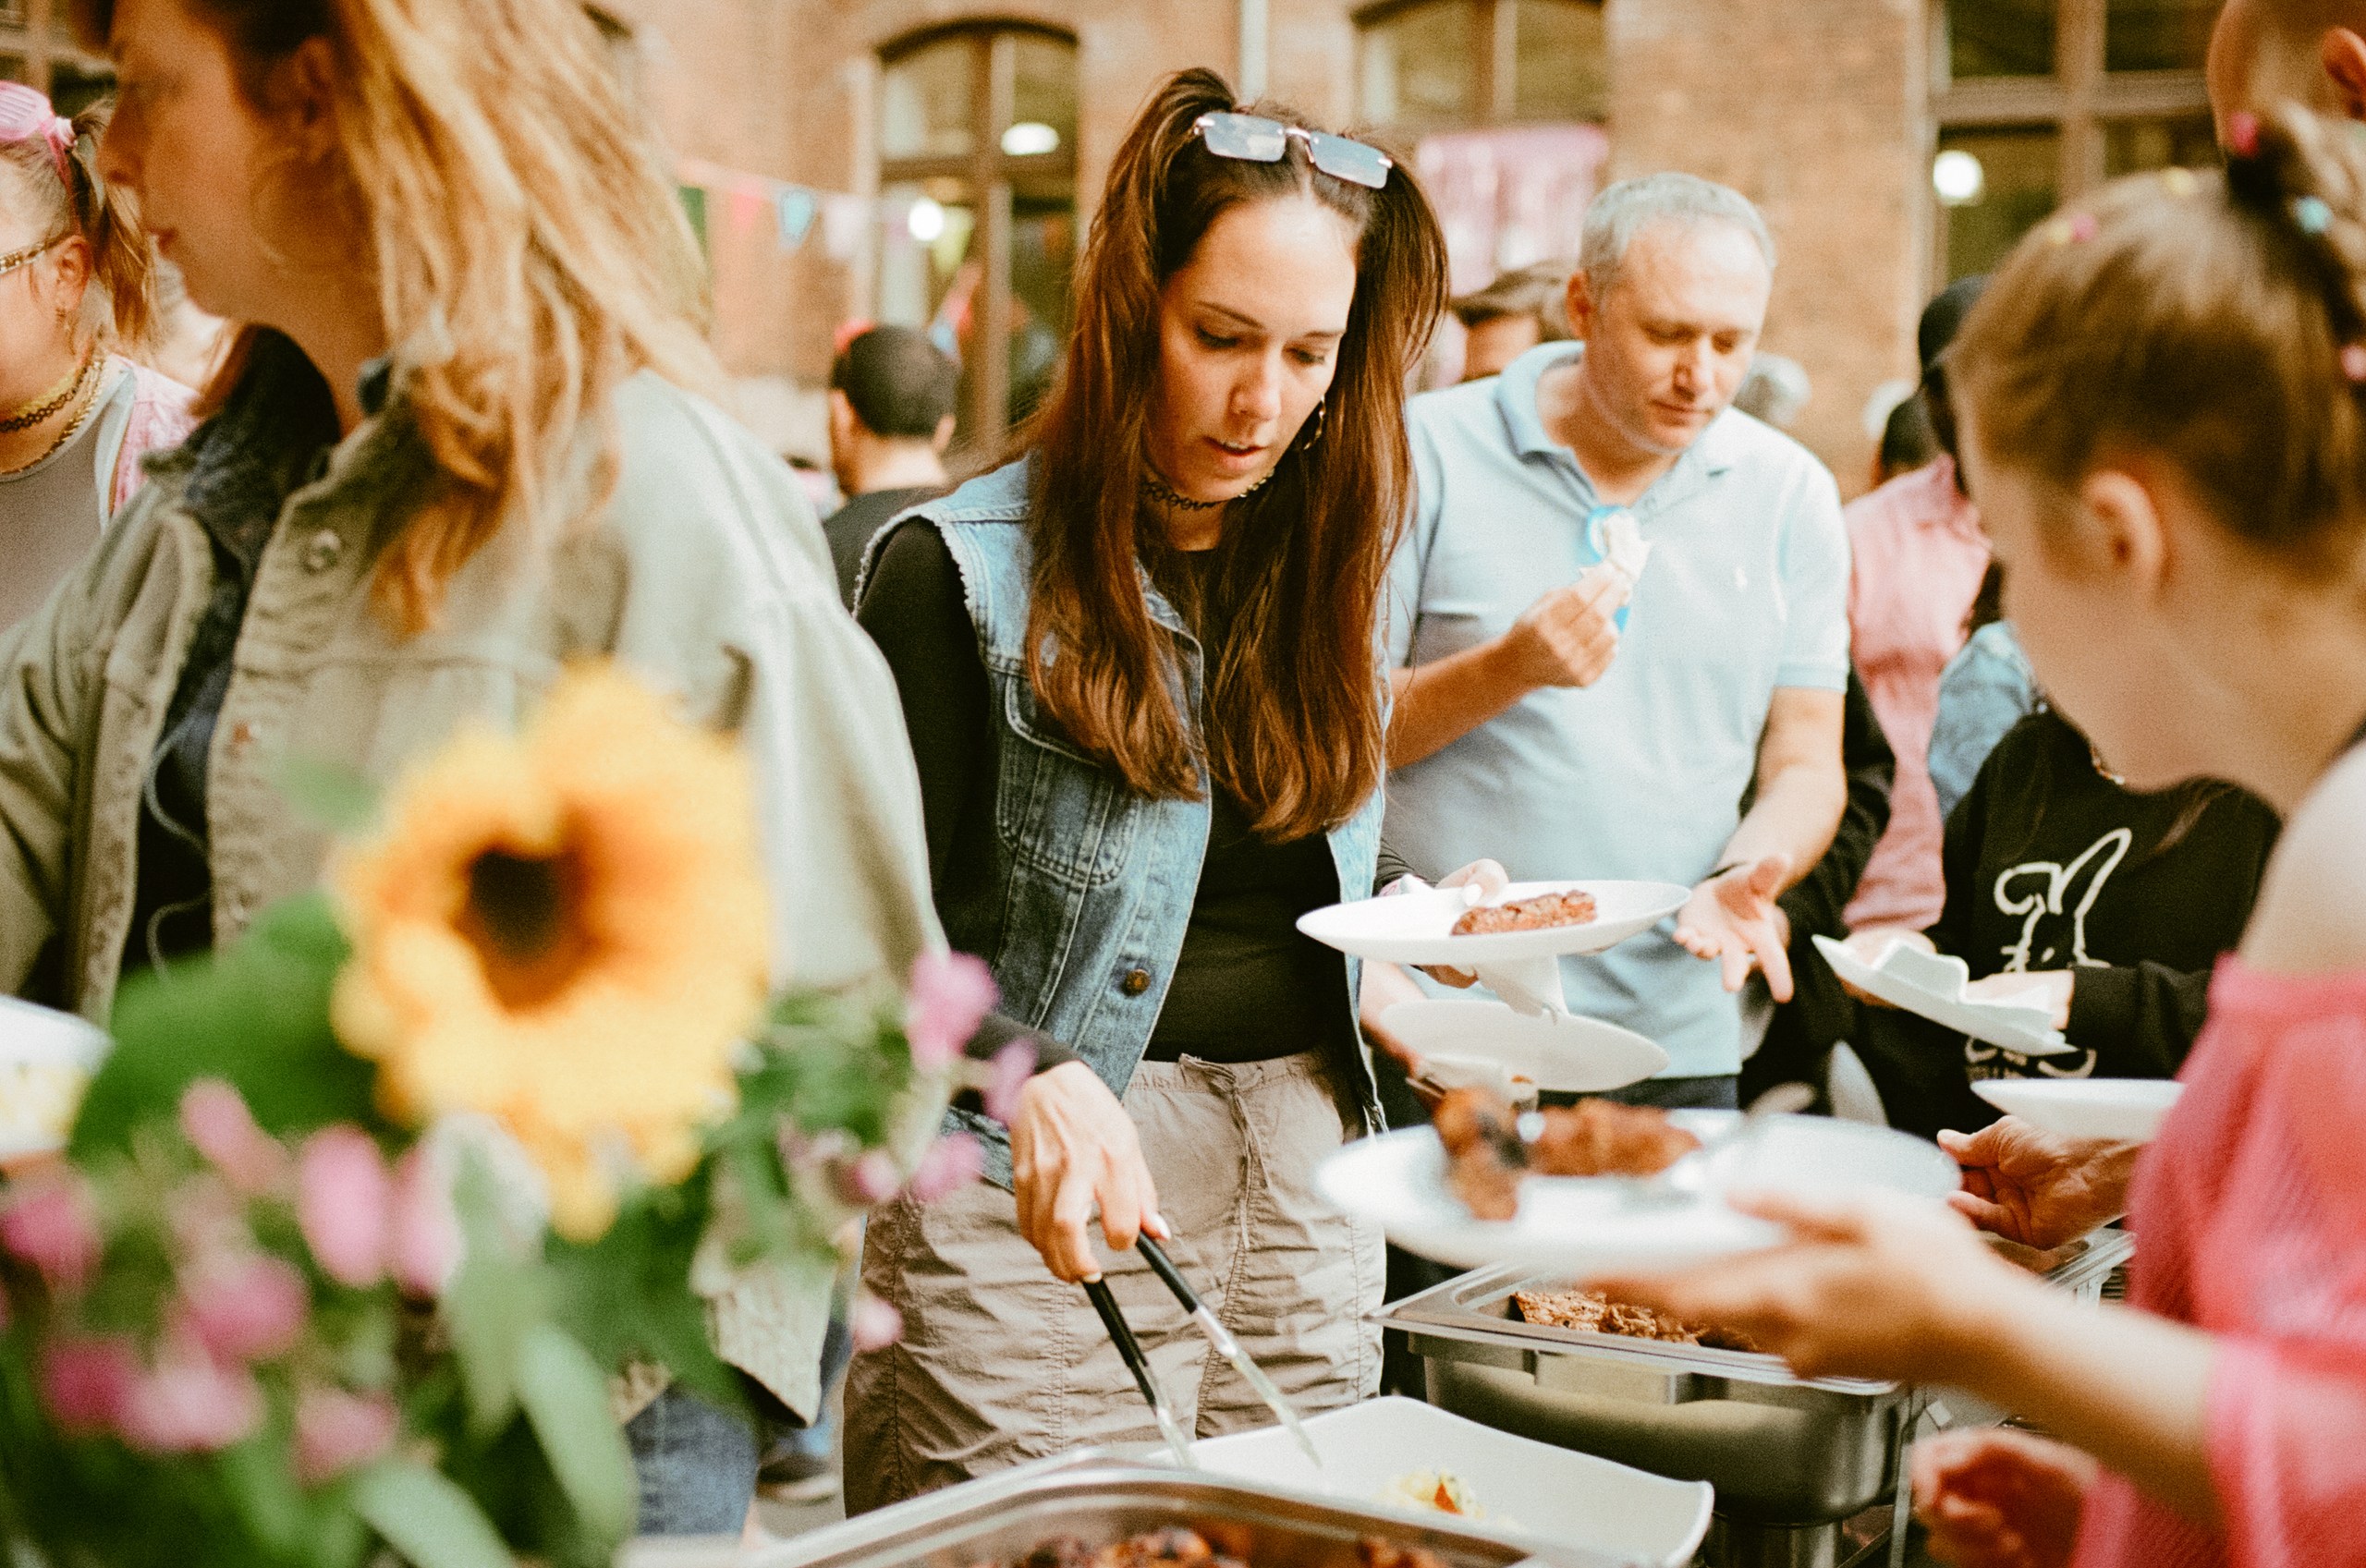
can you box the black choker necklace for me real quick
[1143,465,1272,513]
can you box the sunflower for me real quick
[329,663,770,1240]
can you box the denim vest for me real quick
[888,459,1386,1186]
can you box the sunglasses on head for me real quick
[1189,112,1395,190]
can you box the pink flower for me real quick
[849,1295,904,1352]
[293,1385,398,1487]
[0,1176,102,1294]
[178,1079,287,1197]
[842,1150,902,1206]
[907,1134,983,1203]
[982,1039,1037,1125]
[297,1126,390,1289]
[388,1147,461,1300]
[905,951,997,1070]
[122,1349,264,1454]
[39,1335,138,1436]
[177,1253,308,1364]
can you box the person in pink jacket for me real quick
[1605,106,2366,1568]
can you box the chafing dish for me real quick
[1383,1232,2133,1564]
[750,1452,1628,1568]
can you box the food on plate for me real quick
[1527,1097,1700,1178]
[974,1532,1443,1568]
[0,1060,91,1151]
[1433,1088,1701,1220]
[1382,1469,1484,1519]
[1515,1285,1762,1353]
[1450,889,1598,937]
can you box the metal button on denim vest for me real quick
[891,460,1386,1186]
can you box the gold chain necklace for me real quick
[0,357,102,478]
[0,350,95,435]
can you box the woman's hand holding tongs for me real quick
[1009,1062,1167,1282]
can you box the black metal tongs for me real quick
[1135,1235,1322,1468]
[1081,1276,1197,1468]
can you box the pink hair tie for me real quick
[0,82,73,186]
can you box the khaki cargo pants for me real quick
[843,1052,1384,1513]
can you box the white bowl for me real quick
[1189,1396,1713,1568]
[1972,1077,2183,1142]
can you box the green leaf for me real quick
[515,1324,636,1547]
[276,753,382,834]
[72,893,375,1155]
[544,1181,740,1415]
[350,1461,516,1568]
[443,1157,548,1438]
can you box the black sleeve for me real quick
[2064,962,2210,1078]
[1924,721,1997,958]
[856,518,1077,1078]
[1779,667,1896,943]
[1374,838,1419,893]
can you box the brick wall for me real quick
[609,0,1931,490]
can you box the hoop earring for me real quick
[1299,396,1326,448]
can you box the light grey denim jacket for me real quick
[0,365,941,1423]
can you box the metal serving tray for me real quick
[1382,1232,2133,1527]
[752,1453,1632,1568]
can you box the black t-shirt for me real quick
[823,485,937,610]
[1923,707,2282,1088]
[858,518,1352,1066]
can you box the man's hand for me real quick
[1675,855,1794,1000]
[1938,1117,2140,1252]
[1499,567,1625,690]
[1913,1428,2095,1568]
[1008,1062,1166,1283]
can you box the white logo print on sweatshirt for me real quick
[1963,827,2132,1080]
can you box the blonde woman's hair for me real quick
[1952,105,2366,577]
[71,0,722,633]
[0,96,159,353]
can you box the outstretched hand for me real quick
[1674,855,1794,1001]
[1913,1428,2095,1568]
[1939,1119,2139,1252]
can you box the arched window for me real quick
[0,0,114,115]
[877,24,1078,454]
[1355,0,1606,135]
[1933,0,2219,281]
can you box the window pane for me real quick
[2105,0,2217,71]
[1007,191,1077,427]
[876,178,976,334]
[2104,113,2217,176]
[1939,126,2060,279]
[881,38,974,163]
[1511,0,1608,123]
[1360,0,1478,134]
[1947,0,2055,79]
[1008,32,1077,160]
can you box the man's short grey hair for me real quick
[1579,173,1776,300]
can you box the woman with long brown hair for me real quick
[844,68,1457,1508]
[0,82,195,629]
[0,0,941,1535]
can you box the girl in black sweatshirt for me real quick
[1851,701,2280,1137]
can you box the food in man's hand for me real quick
[1435,1088,1701,1219]
[1383,1469,1483,1519]
[1451,889,1598,936]
[1526,1097,1700,1178]
[1515,1285,1761,1353]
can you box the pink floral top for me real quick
[104,358,199,518]
[1840,456,1990,932]
[2073,958,2366,1568]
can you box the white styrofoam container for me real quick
[1189,1397,1713,1568]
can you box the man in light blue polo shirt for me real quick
[1382,173,1850,1108]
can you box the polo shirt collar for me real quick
[1493,341,1741,513]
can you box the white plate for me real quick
[1380,1001,1669,1094]
[1190,1396,1713,1568]
[1813,935,2072,1057]
[0,996,109,1161]
[1972,1077,2183,1142]
[1299,880,1690,966]
[1316,1115,1959,1280]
